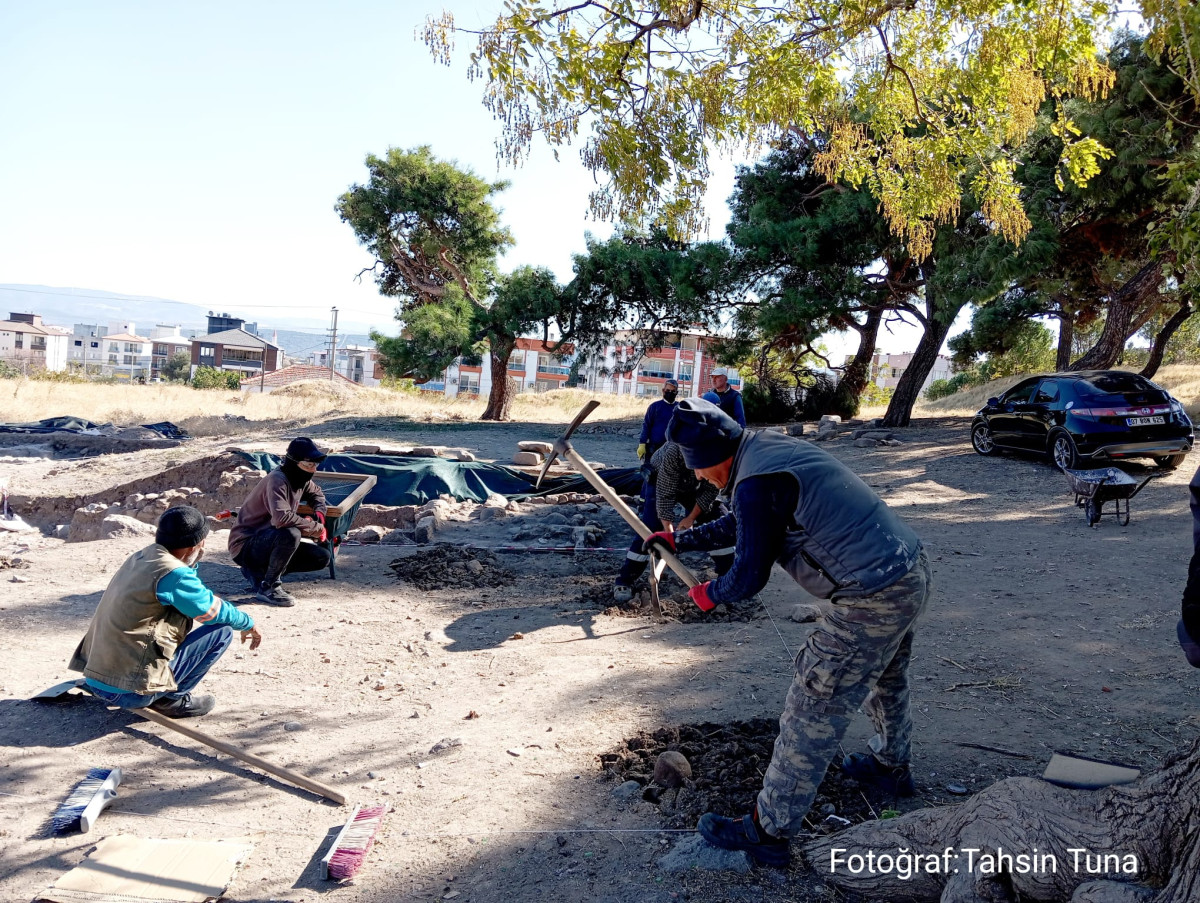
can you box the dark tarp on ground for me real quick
[0,416,101,434]
[141,421,191,440]
[0,417,189,438]
[233,451,643,507]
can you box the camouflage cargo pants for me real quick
[756,550,931,838]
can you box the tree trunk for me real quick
[804,739,1200,903]
[882,262,960,428]
[1069,261,1165,371]
[1141,300,1192,379]
[1056,309,1075,371]
[480,335,516,421]
[839,307,885,399]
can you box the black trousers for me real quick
[233,525,330,585]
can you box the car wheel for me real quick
[971,423,997,456]
[1050,431,1079,470]
[1153,454,1186,471]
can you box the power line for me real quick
[0,285,390,317]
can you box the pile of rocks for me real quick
[511,440,605,471]
[806,415,904,448]
[343,443,475,463]
[601,719,897,831]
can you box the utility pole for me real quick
[327,307,339,381]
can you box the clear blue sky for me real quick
[0,0,935,353]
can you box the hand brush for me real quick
[52,767,122,833]
[320,803,387,880]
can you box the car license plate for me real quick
[1126,416,1165,426]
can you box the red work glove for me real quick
[314,511,328,544]
[641,531,676,555]
[688,581,716,612]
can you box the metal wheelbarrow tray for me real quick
[1063,467,1158,527]
[298,471,377,578]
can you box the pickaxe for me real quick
[538,402,700,611]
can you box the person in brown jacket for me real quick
[229,437,330,607]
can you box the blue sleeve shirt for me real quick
[640,399,676,446]
[157,566,254,632]
[675,473,798,605]
[702,389,746,427]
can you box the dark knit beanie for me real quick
[155,505,209,549]
[666,397,743,469]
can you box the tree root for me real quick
[802,740,1200,902]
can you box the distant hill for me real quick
[0,284,371,360]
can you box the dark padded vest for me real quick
[69,544,191,693]
[731,430,921,598]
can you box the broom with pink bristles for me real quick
[320,804,387,880]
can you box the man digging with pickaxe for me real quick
[641,398,932,867]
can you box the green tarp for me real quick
[233,452,644,508]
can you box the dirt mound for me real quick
[389,545,515,590]
[576,577,759,623]
[11,451,252,529]
[600,719,921,831]
[269,380,360,399]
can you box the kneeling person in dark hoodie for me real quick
[229,437,330,607]
[70,505,262,718]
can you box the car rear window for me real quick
[1078,373,1158,395]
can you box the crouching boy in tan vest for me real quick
[70,506,262,718]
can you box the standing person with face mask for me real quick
[69,506,262,719]
[637,379,680,468]
[229,437,330,607]
[643,399,928,867]
[702,367,746,427]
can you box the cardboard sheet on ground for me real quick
[38,836,252,903]
[234,451,643,506]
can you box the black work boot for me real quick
[255,581,296,607]
[697,810,790,867]
[149,692,216,719]
[842,752,916,796]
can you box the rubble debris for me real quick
[349,526,388,544]
[513,451,542,466]
[578,579,758,623]
[389,545,514,590]
[600,720,920,831]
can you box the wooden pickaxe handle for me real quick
[560,445,699,588]
[136,707,347,805]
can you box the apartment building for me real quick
[190,328,282,377]
[867,351,953,393]
[410,329,741,400]
[0,312,69,372]
[578,329,740,398]
[148,325,194,380]
[312,344,382,387]
[435,337,575,398]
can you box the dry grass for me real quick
[914,364,1200,419]
[0,379,651,436]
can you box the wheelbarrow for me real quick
[1063,467,1158,527]
[298,471,377,578]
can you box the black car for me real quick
[970,370,1194,470]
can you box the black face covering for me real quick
[663,390,678,403]
[280,457,313,490]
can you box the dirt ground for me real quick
[2,414,1198,903]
